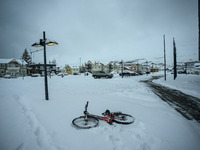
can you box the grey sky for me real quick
[0,0,198,66]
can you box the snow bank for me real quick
[0,73,200,150]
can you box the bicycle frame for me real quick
[84,101,122,124]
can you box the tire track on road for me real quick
[141,76,200,123]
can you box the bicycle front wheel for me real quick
[113,114,135,124]
[72,116,99,129]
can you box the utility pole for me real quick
[198,0,200,61]
[79,57,82,73]
[163,35,166,81]
[173,38,177,80]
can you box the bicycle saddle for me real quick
[102,109,111,115]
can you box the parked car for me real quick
[3,75,11,78]
[57,73,68,76]
[73,73,80,75]
[50,73,56,76]
[138,71,145,75]
[31,74,40,77]
[178,69,187,74]
[92,71,113,79]
[119,70,138,77]
[84,72,91,76]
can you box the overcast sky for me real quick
[0,0,198,66]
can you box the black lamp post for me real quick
[32,31,58,100]
[120,60,124,78]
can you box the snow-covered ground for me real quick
[0,72,200,150]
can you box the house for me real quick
[65,65,72,74]
[185,61,200,74]
[92,62,104,72]
[194,62,200,74]
[0,58,26,77]
[71,66,79,75]
[104,62,114,73]
[27,63,56,76]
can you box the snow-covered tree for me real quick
[22,49,32,65]
[52,58,56,65]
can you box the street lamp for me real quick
[31,31,58,100]
[20,57,24,80]
[120,60,124,78]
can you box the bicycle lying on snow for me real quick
[72,101,135,129]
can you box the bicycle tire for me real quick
[72,116,99,129]
[113,113,135,124]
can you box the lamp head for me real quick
[46,41,58,46]
[31,42,42,47]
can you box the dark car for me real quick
[138,71,145,75]
[92,71,113,79]
[119,71,138,77]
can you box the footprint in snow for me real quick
[15,143,25,150]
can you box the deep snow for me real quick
[0,72,200,150]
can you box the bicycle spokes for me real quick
[72,116,99,129]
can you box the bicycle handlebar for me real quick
[84,101,89,114]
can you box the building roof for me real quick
[0,58,27,64]
[0,58,13,64]
[71,66,79,69]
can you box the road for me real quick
[141,76,200,123]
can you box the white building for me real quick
[0,58,26,77]
[71,66,80,75]
[92,62,104,72]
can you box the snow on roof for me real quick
[0,58,13,64]
[0,58,26,64]
[71,66,79,69]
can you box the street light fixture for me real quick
[31,31,58,100]
[46,41,58,46]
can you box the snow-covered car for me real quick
[3,75,11,78]
[119,70,138,77]
[57,73,68,76]
[84,72,91,76]
[31,74,41,77]
[138,71,145,75]
[50,73,56,76]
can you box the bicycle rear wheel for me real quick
[72,116,99,129]
[113,113,135,124]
